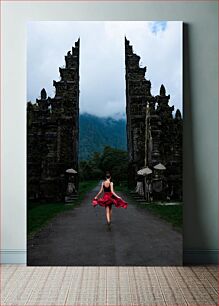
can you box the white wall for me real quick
[1,1,218,263]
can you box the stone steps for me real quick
[64,194,79,204]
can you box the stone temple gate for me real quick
[125,37,182,201]
[27,39,80,202]
[27,37,182,202]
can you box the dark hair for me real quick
[105,172,111,180]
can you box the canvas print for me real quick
[27,21,183,266]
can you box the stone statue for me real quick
[66,175,77,195]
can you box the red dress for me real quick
[92,181,128,209]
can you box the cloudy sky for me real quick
[27,21,182,118]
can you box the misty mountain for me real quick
[79,113,127,160]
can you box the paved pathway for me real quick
[27,183,182,266]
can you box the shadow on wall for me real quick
[183,23,210,264]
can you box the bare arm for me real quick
[94,182,103,198]
[110,182,121,199]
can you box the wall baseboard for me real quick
[1,249,218,264]
[183,249,218,265]
[1,250,26,264]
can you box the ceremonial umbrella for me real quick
[154,163,166,170]
[66,168,77,174]
[137,166,152,176]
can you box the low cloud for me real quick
[27,21,182,118]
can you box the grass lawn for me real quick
[135,202,183,233]
[115,181,129,192]
[117,182,183,233]
[27,180,98,238]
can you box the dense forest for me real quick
[79,113,127,160]
[79,146,128,184]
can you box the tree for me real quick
[79,146,128,183]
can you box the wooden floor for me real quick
[1,264,218,305]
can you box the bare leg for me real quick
[109,204,112,221]
[105,206,111,223]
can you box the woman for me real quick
[92,172,128,228]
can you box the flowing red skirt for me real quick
[92,192,128,209]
